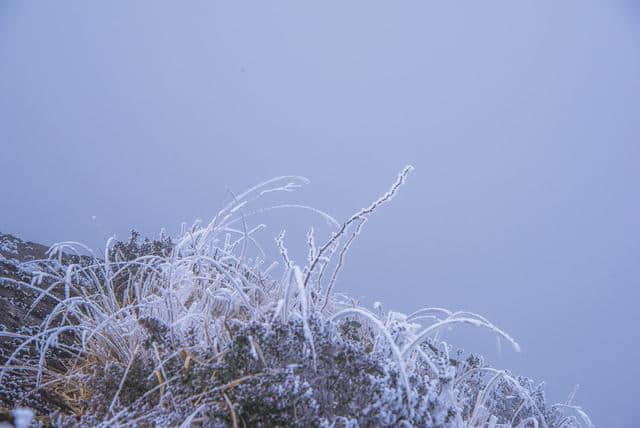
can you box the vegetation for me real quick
[0,167,591,427]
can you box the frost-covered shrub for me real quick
[0,167,591,427]
[110,230,173,262]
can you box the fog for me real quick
[1,2,639,426]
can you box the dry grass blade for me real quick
[222,392,238,428]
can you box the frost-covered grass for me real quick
[0,167,591,427]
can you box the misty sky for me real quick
[1,2,639,426]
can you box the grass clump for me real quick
[0,167,591,427]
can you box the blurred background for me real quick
[1,2,639,426]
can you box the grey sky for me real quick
[1,2,639,426]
